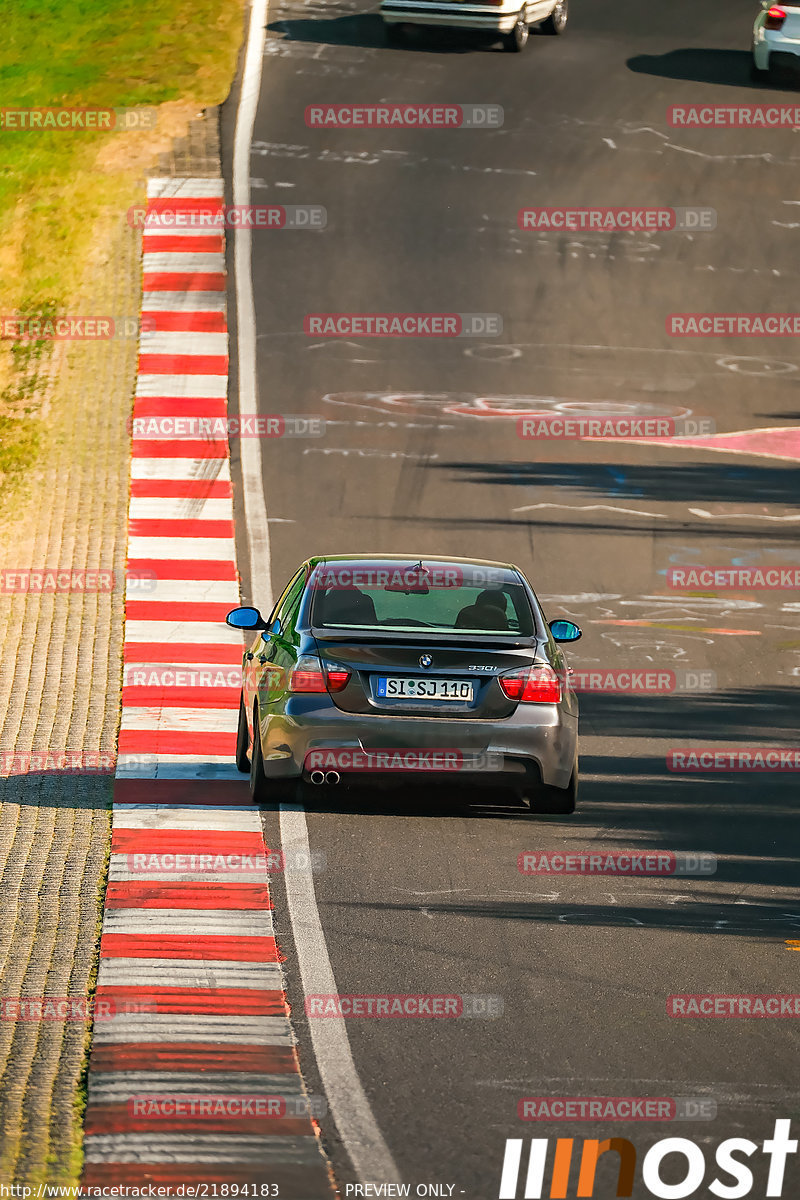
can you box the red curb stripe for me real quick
[125,559,238,580]
[146,198,225,214]
[125,600,235,621]
[117,731,236,756]
[139,309,228,333]
[83,1105,314,1137]
[96,986,282,1014]
[127,519,234,539]
[121,688,240,709]
[131,439,229,458]
[88,1043,297,1072]
[105,884,272,909]
[99,935,278,961]
[133,396,227,419]
[123,644,242,665]
[111,829,263,853]
[138,354,228,375]
[142,236,224,254]
[129,480,232,499]
[112,779,249,806]
[142,273,226,292]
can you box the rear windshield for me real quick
[307,563,536,637]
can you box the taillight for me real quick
[499,664,562,703]
[765,5,787,29]
[326,668,350,692]
[289,655,350,693]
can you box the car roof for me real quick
[303,553,518,571]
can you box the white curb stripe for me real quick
[143,252,226,273]
[135,374,228,398]
[130,457,231,482]
[93,1016,292,1045]
[138,331,229,356]
[97,960,283,990]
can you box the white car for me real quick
[381,0,567,52]
[753,2,800,78]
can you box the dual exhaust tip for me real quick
[309,770,340,786]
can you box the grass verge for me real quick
[0,0,244,497]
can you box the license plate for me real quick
[376,676,474,702]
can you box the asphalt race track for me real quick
[223,0,800,1193]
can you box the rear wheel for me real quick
[541,0,567,34]
[249,708,269,803]
[235,695,250,773]
[504,10,529,51]
[384,21,407,44]
[526,753,578,815]
[249,706,299,805]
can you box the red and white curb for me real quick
[83,178,334,1196]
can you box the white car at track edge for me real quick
[753,2,800,78]
[381,0,567,52]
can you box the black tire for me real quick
[504,11,529,51]
[750,59,771,82]
[526,753,578,815]
[384,21,406,44]
[235,695,250,773]
[249,707,269,803]
[540,0,567,34]
[249,705,299,805]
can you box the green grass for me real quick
[0,0,244,485]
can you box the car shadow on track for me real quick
[267,13,501,52]
[627,47,800,90]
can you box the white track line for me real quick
[233,0,401,1186]
[234,0,274,615]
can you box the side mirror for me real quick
[226,606,268,630]
[550,619,582,643]
[269,617,282,637]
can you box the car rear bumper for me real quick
[258,696,578,789]
[754,30,800,68]
[381,2,522,31]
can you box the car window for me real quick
[309,568,535,637]
[269,570,305,631]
